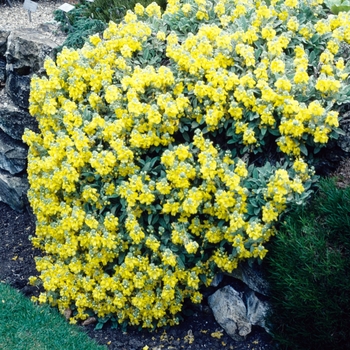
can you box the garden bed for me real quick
[0,203,276,349]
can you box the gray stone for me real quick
[208,285,251,341]
[337,112,350,153]
[244,290,269,331]
[211,273,223,287]
[228,261,269,296]
[0,128,28,174]
[5,71,31,109]
[0,59,5,84]
[208,285,270,341]
[0,29,10,56]
[0,168,28,212]
[0,101,38,140]
[6,28,58,74]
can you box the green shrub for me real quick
[266,177,350,350]
[54,0,167,51]
[83,0,167,23]
[54,4,107,51]
[24,0,350,329]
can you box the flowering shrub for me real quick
[24,0,350,328]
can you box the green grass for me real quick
[0,283,107,350]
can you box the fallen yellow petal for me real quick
[211,330,224,339]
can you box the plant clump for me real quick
[24,0,350,328]
[266,178,350,350]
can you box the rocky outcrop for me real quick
[0,28,62,211]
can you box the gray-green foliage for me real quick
[323,0,350,14]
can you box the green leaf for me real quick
[309,50,316,64]
[164,214,170,224]
[94,322,104,331]
[300,143,308,156]
[268,128,280,136]
[118,252,126,265]
[182,131,190,142]
[177,254,185,269]
[331,4,350,13]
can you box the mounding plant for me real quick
[265,177,350,350]
[53,0,167,51]
[24,0,350,329]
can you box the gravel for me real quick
[0,0,67,107]
[0,0,66,44]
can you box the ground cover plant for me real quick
[24,0,350,330]
[0,282,106,350]
[266,177,350,349]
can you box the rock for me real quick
[208,285,251,341]
[208,285,270,341]
[82,317,97,326]
[5,71,31,109]
[3,28,59,109]
[0,58,5,84]
[0,168,28,212]
[228,261,269,296]
[0,128,28,174]
[0,101,38,140]
[63,308,72,320]
[0,30,10,56]
[337,112,350,153]
[244,290,269,331]
[210,273,223,287]
[5,28,58,74]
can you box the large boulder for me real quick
[0,29,10,56]
[208,285,270,341]
[0,128,27,175]
[5,28,58,74]
[5,71,31,109]
[4,28,59,109]
[0,168,28,212]
[0,100,38,140]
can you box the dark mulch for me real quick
[0,201,278,350]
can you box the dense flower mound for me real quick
[24,0,350,328]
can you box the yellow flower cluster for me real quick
[162,0,349,155]
[24,0,347,328]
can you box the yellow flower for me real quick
[275,78,292,92]
[285,0,298,8]
[270,59,285,74]
[156,31,166,41]
[134,3,144,16]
